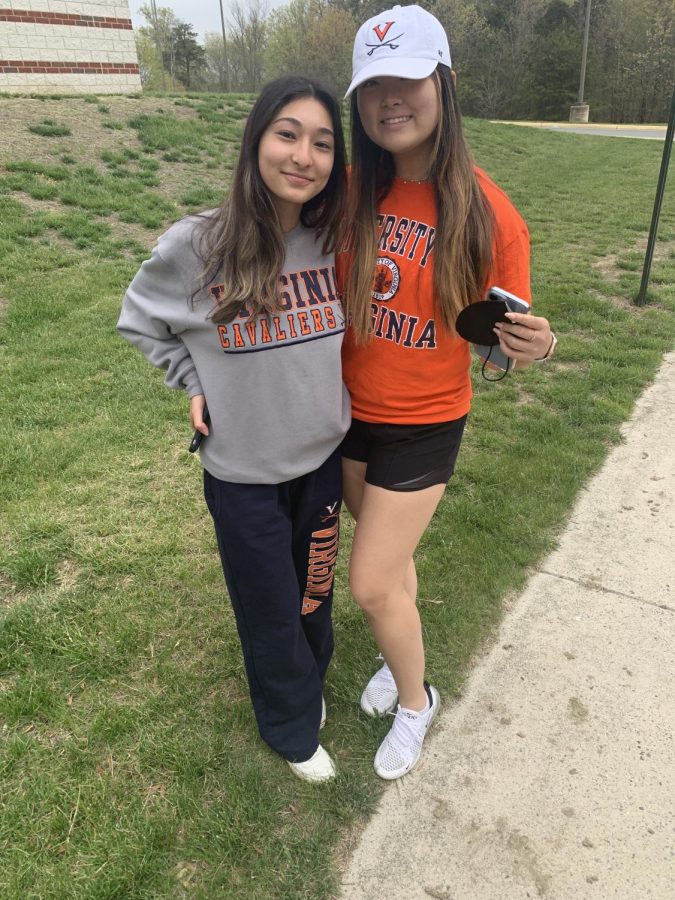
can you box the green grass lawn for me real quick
[1,93,674,899]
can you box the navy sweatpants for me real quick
[203,448,342,763]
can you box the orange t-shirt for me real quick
[338,168,531,424]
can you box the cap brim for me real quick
[344,58,439,98]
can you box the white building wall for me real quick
[0,0,141,94]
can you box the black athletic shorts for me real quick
[341,415,468,492]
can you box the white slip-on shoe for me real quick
[360,660,398,717]
[374,683,440,780]
[288,744,336,783]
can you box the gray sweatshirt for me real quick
[117,214,350,483]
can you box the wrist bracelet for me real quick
[536,332,557,361]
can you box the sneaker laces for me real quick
[383,705,428,758]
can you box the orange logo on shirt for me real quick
[372,257,400,302]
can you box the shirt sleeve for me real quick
[490,220,531,305]
[117,242,204,397]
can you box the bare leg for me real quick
[343,458,445,711]
[343,459,418,604]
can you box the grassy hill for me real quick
[1,92,674,898]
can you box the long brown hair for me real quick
[196,76,346,324]
[344,66,494,342]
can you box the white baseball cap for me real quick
[345,4,451,98]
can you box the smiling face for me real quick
[257,96,336,232]
[356,75,440,180]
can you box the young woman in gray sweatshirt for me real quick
[118,76,350,783]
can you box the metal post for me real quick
[218,0,230,93]
[578,0,592,103]
[636,83,675,306]
[570,0,592,122]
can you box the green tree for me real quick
[523,1,579,118]
[134,30,165,90]
[138,4,180,89]
[170,22,206,89]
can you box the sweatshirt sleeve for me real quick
[117,241,204,397]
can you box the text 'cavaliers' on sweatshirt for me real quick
[117,213,351,484]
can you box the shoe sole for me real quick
[374,687,441,780]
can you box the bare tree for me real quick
[138,3,180,89]
[204,32,229,92]
[591,0,675,122]
[266,0,356,95]
[228,1,269,92]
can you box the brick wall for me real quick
[0,1,141,94]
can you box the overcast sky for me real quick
[129,2,285,41]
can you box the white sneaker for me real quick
[360,661,398,717]
[320,696,326,729]
[288,744,336,782]
[374,684,440,780]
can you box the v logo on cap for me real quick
[367,21,404,55]
[373,21,395,42]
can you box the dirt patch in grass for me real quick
[589,285,670,313]
[14,195,65,215]
[14,195,154,250]
[0,558,82,610]
[550,359,589,373]
[0,672,18,694]
[22,722,74,749]
[1,95,239,246]
[588,287,643,313]
[0,96,199,169]
[55,558,80,592]
[516,388,537,405]
[591,234,674,282]
[0,581,30,608]
[174,860,208,892]
[105,216,156,249]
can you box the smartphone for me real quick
[486,286,531,315]
[474,286,531,373]
[188,405,210,453]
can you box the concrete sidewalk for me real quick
[493,121,668,140]
[340,353,675,900]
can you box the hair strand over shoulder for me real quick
[193,75,346,324]
[344,67,494,344]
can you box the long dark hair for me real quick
[197,76,346,324]
[344,65,494,342]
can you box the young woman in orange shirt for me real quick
[339,5,556,780]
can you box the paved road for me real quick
[340,353,675,900]
[495,121,668,140]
